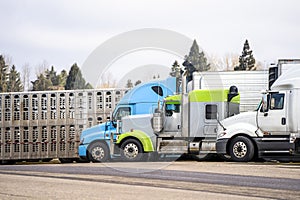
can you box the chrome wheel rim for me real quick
[124,143,139,159]
[91,146,105,161]
[233,141,247,158]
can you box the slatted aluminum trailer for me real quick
[0,89,127,163]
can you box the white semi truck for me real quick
[216,66,300,161]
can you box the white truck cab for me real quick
[216,66,300,161]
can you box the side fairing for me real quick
[116,130,154,152]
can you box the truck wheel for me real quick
[229,136,254,162]
[120,139,144,162]
[88,142,109,162]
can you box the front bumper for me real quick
[216,138,229,154]
[78,144,88,157]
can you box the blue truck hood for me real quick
[80,122,115,141]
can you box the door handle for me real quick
[281,117,286,125]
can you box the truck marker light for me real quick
[290,133,300,143]
[218,132,227,138]
[263,132,271,136]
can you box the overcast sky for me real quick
[1,0,299,83]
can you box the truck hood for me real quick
[221,111,257,129]
[80,122,113,140]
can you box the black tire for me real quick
[218,154,231,161]
[120,139,144,162]
[87,142,109,162]
[1,160,16,165]
[192,153,215,161]
[229,136,255,162]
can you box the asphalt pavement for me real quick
[0,161,299,199]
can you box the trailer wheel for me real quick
[120,139,144,162]
[88,142,109,162]
[229,136,254,162]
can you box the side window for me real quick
[270,93,284,110]
[151,86,163,96]
[206,104,217,120]
[114,107,131,121]
[165,104,180,116]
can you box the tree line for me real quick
[0,39,257,92]
[170,39,257,80]
[0,56,92,93]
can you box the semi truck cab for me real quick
[78,78,176,162]
[216,66,300,162]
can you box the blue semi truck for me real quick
[78,77,176,162]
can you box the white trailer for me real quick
[192,71,268,112]
[191,59,300,113]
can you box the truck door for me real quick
[258,92,287,135]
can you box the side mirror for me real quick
[260,94,269,113]
[228,86,238,102]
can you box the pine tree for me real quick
[170,60,182,93]
[7,65,23,92]
[185,40,210,72]
[170,60,181,78]
[135,80,142,86]
[57,69,68,87]
[0,55,9,92]
[46,66,59,85]
[126,79,133,88]
[65,63,87,90]
[85,82,93,89]
[31,73,52,91]
[235,40,256,71]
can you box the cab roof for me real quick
[118,77,176,104]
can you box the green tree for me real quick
[46,66,59,85]
[85,82,93,89]
[126,79,133,88]
[7,65,23,92]
[0,55,9,92]
[31,73,52,91]
[65,63,87,90]
[135,80,142,86]
[185,39,210,72]
[57,69,68,87]
[170,60,181,93]
[170,60,181,78]
[234,39,256,71]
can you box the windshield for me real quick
[113,107,131,121]
[165,102,180,117]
